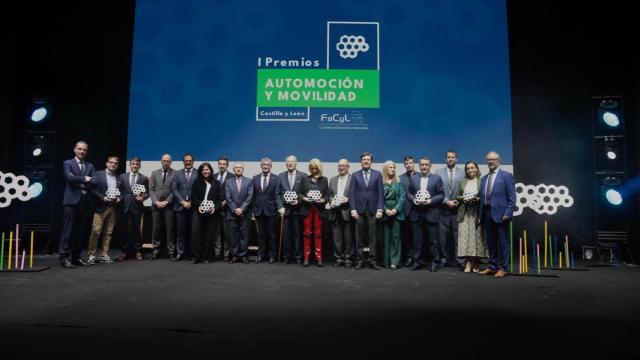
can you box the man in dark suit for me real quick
[400,155,416,266]
[406,157,445,272]
[171,153,197,261]
[328,159,354,267]
[149,154,176,260]
[59,141,95,268]
[435,150,465,267]
[348,152,384,270]
[251,157,282,263]
[213,156,231,261]
[478,151,516,278]
[118,156,149,261]
[87,155,123,265]
[277,155,307,264]
[225,162,254,263]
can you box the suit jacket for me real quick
[251,173,283,217]
[172,168,198,212]
[224,176,254,220]
[299,176,329,217]
[348,168,384,216]
[478,168,516,223]
[90,170,124,214]
[435,166,465,204]
[399,172,416,219]
[406,173,445,223]
[328,173,352,222]
[149,168,175,208]
[191,177,222,213]
[62,158,95,206]
[455,178,481,223]
[383,181,405,221]
[277,171,308,216]
[119,172,149,215]
[214,171,231,200]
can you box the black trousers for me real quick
[255,215,277,258]
[121,211,143,255]
[214,212,229,258]
[411,214,439,266]
[151,207,174,255]
[355,213,377,264]
[190,212,217,261]
[282,215,302,260]
[331,215,354,264]
[59,194,92,261]
[228,216,250,258]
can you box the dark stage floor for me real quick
[1,255,639,357]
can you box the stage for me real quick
[1,255,638,357]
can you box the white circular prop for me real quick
[199,200,215,213]
[132,184,146,196]
[106,188,121,199]
[283,191,298,203]
[331,195,345,207]
[463,189,478,201]
[415,190,431,202]
[307,190,322,201]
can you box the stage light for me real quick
[605,189,622,206]
[30,107,48,122]
[32,147,43,157]
[606,150,616,160]
[29,182,43,198]
[602,111,620,127]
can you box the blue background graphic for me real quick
[128,0,513,164]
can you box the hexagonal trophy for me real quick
[199,200,215,213]
[132,184,146,196]
[105,188,121,200]
[284,191,298,203]
[307,190,322,201]
[415,190,431,203]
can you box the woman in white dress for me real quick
[455,161,488,272]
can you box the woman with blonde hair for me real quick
[300,158,329,266]
[381,160,405,269]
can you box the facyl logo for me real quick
[336,35,369,59]
[320,111,363,124]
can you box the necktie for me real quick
[217,173,222,182]
[262,174,268,191]
[79,161,85,175]
[485,171,495,204]
[289,173,294,190]
[162,171,167,184]
[186,169,192,181]
[130,174,136,188]
[364,171,369,187]
[449,169,454,186]
[236,177,242,193]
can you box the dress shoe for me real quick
[268,256,275,264]
[370,263,381,270]
[316,261,324,267]
[345,262,353,269]
[282,258,291,264]
[303,259,310,267]
[116,253,128,261]
[494,269,507,278]
[136,252,144,261]
[296,259,302,265]
[478,268,497,275]
[190,258,199,264]
[204,259,211,264]
[151,252,160,260]
[73,258,92,267]
[223,256,230,263]
[230,257,239,263]
[256,256,263,264]
[390,264,398,270]
[242,257,250,264]
[429,264,438,272]
[403,259,414,267]
[60,259,77,268]
[354,262,363,270]
[174,255,184,262]
[410,264,421,271]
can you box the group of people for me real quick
[59,141,516,277]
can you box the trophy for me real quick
[199,200,215,213]
[307,190,322,201]
[132,184,146,196]
[105,188,120,200]
[283,191,298,204]
[463,188,478,202]
[331,195,345,208]
[415,190,431,203]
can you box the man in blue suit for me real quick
[59,141,95,268]
[348,152,384,270]
[400,155,416,266]
[171,153,197,261]
[435,150,465,267]
[478,151,516,278]
[251,157,283,263]
[118,156,149,261]
[406,157,444,272]
[277,155,307,264]
[225,162,254,263]
[87,155,124,265]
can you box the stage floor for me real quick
[1,255,638,357]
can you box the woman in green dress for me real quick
[455,161,488,272]
[381,161,405,269]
